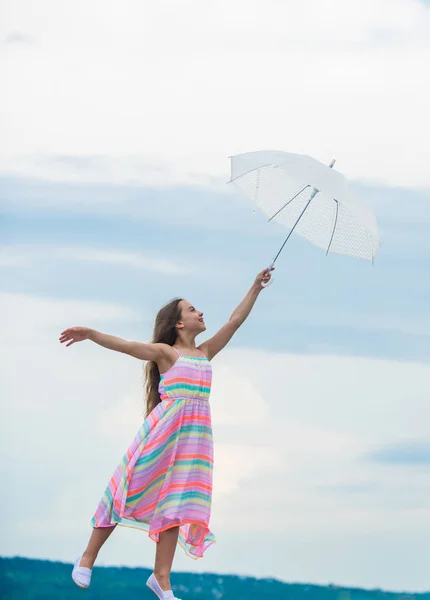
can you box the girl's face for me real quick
[177,300,206,333]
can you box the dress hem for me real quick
[90,516,216,560]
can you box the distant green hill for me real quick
[0,557,428,600]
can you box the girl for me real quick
[59,267,273,600]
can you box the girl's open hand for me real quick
[59,326,92,347]
[254,266,274,290]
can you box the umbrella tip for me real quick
[329,159,336,168]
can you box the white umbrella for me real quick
[229,150,380,269]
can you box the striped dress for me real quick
[91,348,215,559]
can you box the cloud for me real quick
[213,443,284,496]
[57,247,191,274]
[0,245,192,275]
[1,0,430,189]
[0,247,31,267]
[3,32,33,45]
[96,392,145,440]
[0,175,241,231]
[0,291,141,343]
[0,155,223,189]
[0,244,191,274]
[210,364,271,426]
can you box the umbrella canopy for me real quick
[230,150,380,262]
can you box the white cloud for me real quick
[0,246,31,267]
[97,393,145,439]
[1,0,430,189]
[0,291,141,342]
[0,244,191,274]
[57,246,191,274]
[1,292,430,590]
[213,443,284,496]
[210,364,271,425]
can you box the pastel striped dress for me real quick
[91,348,215,559]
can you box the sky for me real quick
[1,0,430,593]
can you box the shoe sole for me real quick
[72,573,90,590]
[72,573,89,589]
[146,581,181,600]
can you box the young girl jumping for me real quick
[59,267,273,600]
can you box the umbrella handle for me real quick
[261,262,275,288]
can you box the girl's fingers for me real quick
[59,327,81,345]
[260,266,274,277]
[61,327,78,335]
[60,333,75,343]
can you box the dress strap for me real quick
[172,347,181,357]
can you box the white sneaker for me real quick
[72,556,92,589]
[146,573,182,600]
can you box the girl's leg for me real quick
[79,525,116,569]
[153,526,180,591]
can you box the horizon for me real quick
[2,556,429,595]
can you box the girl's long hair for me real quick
[144,298,183,418]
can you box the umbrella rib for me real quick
[271,188,319,265]
[326,199,339,256]
[268,185,310,222]
[228,163,273,184]
[368,231,374,265]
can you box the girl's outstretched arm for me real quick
[199,267,273,361]
[59,327,168,362]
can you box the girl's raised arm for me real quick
[198,267,273,361]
